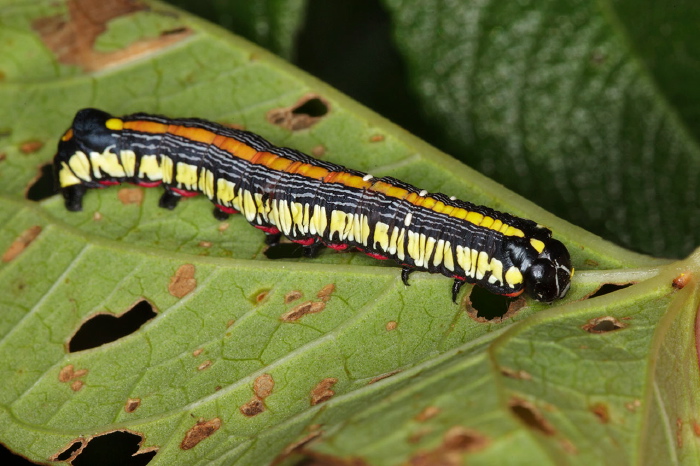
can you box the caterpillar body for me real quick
[54,108,573,302]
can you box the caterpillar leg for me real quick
[303,242,322,258]
[62,185,87,212]
[212,207,230,221]
[159,190,181,210]
[401,267,413,286]
[264,233,282,247]
[452,279,466,303]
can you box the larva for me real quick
[54,108,573,302]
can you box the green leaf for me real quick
[0,1,697,465]
[382,0,700,258]
[165,0,307,59]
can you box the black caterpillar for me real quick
[54,108,573,302]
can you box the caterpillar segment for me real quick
[54,108,573,302]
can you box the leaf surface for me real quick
[382,0,700,258]
[0,1,697,465]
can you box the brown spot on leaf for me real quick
[409,426,489,465]
[59,364,75,383]
[180,418,221,450]
[59,364,88,383]
[317,283,335,302]
[415,406,440,422]
[368,370,400,384]
[560,439,578,454]
[677,418,684,448]
[386,321,397,331]
[267,94,329,131]
[272,431,323,466]
[198,241,212,248]
[71,380,84,391]
[218,222,230,232]
[509,398,556,436]
[33,0,191,72]
[443,426,489,452]
[673,273,691,289]
[19,140,43,154]
[693,421,700,437]
[117,187,144,205]
[192,348,203,357]
[281,301,326,321]
[169,264,196,298]
[2,225,42,262]
[408,428,432,444]
[0,153,6,162]
[311,145,326,157]
[226,319,235,328]
[92,211,103,221]
[254,373,274,399]
[197,360,212,371]
[500,367,533,380]
[582,316,626,333]
[240,398,265,417]
[284,290,303,304]
[311,378,337,405]
[369,134,384,143]
[590,403,609,423]
[625,399,641,411]
[256,290,269,303]
[124,398,141,413]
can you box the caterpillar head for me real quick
[524,238,573,302]
[53,108,117,211]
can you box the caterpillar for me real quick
[53,108,573,302]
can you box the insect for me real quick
[54,108,573,302]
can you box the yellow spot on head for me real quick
[105,118,124,131]
[530,238,545,253]
[61,129,73,141]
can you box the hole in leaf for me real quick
[465,287,525,322]
[266,94,330,130]
[587,283,632,299]
[467,287,511,320]
[26,163,58,201]
[72,431,155,466]
[264,243,305,260]
[291,97,328,118]
[69,300,157,352]
[582,316,627,333]
[54,441,82,461]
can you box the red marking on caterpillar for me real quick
[255,225,280,235]
[137,180,163,188]
[216,204,239,214]
[292,238,316,246]
[326,243,349,251]
[171,187,198,197]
